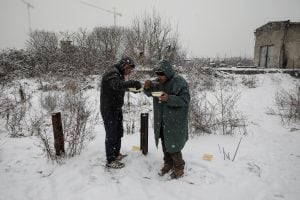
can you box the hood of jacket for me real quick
[154,60,175,80]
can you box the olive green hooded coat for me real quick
[144,60,190,153]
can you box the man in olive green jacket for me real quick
[144,60,190,179]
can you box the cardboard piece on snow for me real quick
[132,146,140,151]
[202,154,213,161]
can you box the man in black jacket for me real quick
[100,57,141,169]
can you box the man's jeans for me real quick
[101,111,123,162]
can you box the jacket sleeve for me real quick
[143,81,160,97]
[106,72,137,91]
[143,87,154,97]
[166,80,190,108]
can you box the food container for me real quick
[129,87,143,92]
[151,91,163,97]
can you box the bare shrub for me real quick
[183,62,248,136]
[189,79,247,136]
[4,84,31,137]
[0,84,9,117]
[241,75,259,88]
[41,92,60,113]
[189,92,216,135]
[123,91,152,135]
[36,76,99,160]
[37,80,60,91]
[37,127,56,162]
[184,63,217,92]
[275,86,300,125]
[123,93,138,135]
[26,114,44,136]
[6,104,27,137]
[201,75,216,91]
[214,83,247,135]
[125,120,136,135]
[63,79,80,94]
[62,92,96,157]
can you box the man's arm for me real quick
[108,73,141,91]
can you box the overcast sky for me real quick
[0,0,299,58]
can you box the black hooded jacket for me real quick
[100,63,139,112]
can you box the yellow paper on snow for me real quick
[202,154,213,161]
[132,146,140,151]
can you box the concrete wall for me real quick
[254,22,300,69]
[285,24,300,68]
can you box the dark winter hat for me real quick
[119,56,135,68]
[155,71,165,76]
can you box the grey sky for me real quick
[0,0,299,58]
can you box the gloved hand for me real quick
[133,81,142,90]
[144,80,152,90]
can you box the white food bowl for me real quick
[151,91,163,97]
[129,88,143,92]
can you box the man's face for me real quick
[123,65,134,76]
[157,75,167,84]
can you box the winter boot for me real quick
[159,163,173,176]
[106,160,125,169]
[158,152,173,176]
[170,168,184,179]
[116,153,128,161]
[170,152,185,179]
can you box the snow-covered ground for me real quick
[0,73,300,200]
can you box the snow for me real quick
[1,73,300,200]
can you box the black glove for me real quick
[144,80,152,90]
[133,81,142,90]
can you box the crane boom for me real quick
[80,1,121,16]
[22,0,34,8]
[80,1,122,27]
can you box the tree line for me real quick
[0,10,186,81]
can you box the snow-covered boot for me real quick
[106,160,125,169]
[170,152,185,179]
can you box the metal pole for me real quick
[140,113,148,155]
[113,7,116,27]
[27,4,32,33]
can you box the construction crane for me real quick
[80,1,122,27]
[21,0,34,33]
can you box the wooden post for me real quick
[52,112,65,156]
[19,86,25,102]
[140,113,148,155]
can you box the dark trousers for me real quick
[160,126,185,169]
[101,111,123,163]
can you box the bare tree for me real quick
[91,26,124,63]
[125,9,185,67]
[26,30,59,70]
